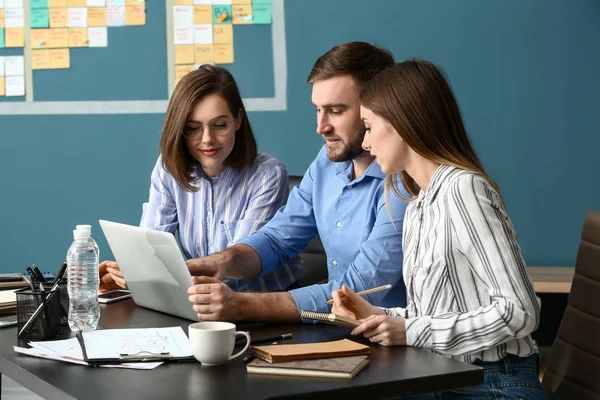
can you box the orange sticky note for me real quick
[50,8,69,28]
[175,44,195,64]
[50,48,70,69]
[31,29,51,49]
[67,0,86,6]
[173,0,192,4]
[194,44,214,64]
[125,5,145,26]
[232,0,252,3]
[5,28,25,47]
[32,49,52,70]
[87,8,107,27]
[49,0,68,7]
[49,28,69,48]
[175,64,194,85]
[68,28,88,47]
[126,0,145,5]
[212,24,232,44]
[193,5,212,25]
[216,11,227,23]
[0,77,5,97]
[213,43,233,64]
[0,10,5,29]
[232,5,252,24]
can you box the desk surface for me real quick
[0,300,483,400]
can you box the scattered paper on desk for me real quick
[106,5,125,26]
[50,48,70,69]
[49,8,68,28]
[5,55,24,76]
[5,76,25,96]
[87,26,107,46]
[68,7,88,28]
[5,28,24,47]
[31,8,50,28]
[4,8,24,28]
[31,49,51,69]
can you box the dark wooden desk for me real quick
[0,300,483,399]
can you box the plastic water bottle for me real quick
[67,229,100,332]
[75,224,99,262]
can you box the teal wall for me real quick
[1,0,598,274]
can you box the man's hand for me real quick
[99,261,127,291]
[351,315,407,347]
[186,253,228,280]
[187,276,240,321]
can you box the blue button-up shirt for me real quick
[140,153,302,292]
[239,146,408,314]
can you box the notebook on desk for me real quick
[300,310,361,328]
[247,355,369,379]
[248,338,370,363]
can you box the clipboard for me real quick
[75,330,196,366]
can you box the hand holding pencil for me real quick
[330,284,389,321]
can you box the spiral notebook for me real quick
[300,310,361,329]
[248,338,370,363]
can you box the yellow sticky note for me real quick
[32,49,52,69]
[0,10,5,29]
[212,24,232,45]
[5,28,25,47]
[50,8,69,28]
[69,28,88,47]
[232,0,252,4]
[194,44,213,64]
[193,5,212,25]
[87,8,106,27]
[125,5,145,26]
[49,0,68,6]
[213,43,233,64]
[173,0,192,4]
[31,29,51,49]
[175,44,195,64]
[232,5,252,24]
[67,0,86,6]
[126,0,145,5]
[49,28,69,48]
[175,64,194,85]
[0,77,4,96]
[50,48,70,69]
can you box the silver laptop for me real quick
[99,220,198,321]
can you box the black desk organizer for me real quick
[16,280,68,340]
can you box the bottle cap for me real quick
[73,229,89,239]
[76,225,92,234]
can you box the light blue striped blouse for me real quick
[140,153,302,292]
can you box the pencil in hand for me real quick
[326,284,392,305]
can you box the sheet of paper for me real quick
[0,289,17,304]
[214,0,232,4]
[106,5,125,26]
[49,28,68,47]
[86,7,106,26]
[87,0,105,6]
[31,8,50,28]
[213,43,233,64]
[5,55,24,76]
[173,5,193,27]
[251,3,270,24]
[193,24,212,44]
[31,28,51,48]
[5,0,23,8]
[125,4,144,26]
[0,57,4,76]
[31,49,51,69]
[87,26,106,46]
[68,0,86,6]
[212,23,231,44]
[31,0,49,9]
[5,75,24,96]
[69,27,87,46]
[49,8,68,28]
[48,0,68,6]
[232,4,251,24]
[0,29,4,48]
[173,26,193,45]
[68,7,87,27]
[175,44,194,64]
[212,4,231,24]
[106,0,124,5]
[50,48,70,68]
[5,8,25,28]
[5,28,24,47]
[194,43,213,63]
[193,0,212,4]
[193,5,211,24]
[0,77,5,96]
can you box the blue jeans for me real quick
[404,354,547,399]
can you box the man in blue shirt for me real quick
[187,42,408,322]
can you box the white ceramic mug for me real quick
[188,322,250,366]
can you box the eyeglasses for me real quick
[182,119,233,141]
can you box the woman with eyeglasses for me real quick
[331,60,545,399]
[99,65,301,295]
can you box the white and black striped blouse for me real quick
[383,164,540,363]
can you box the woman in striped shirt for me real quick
[99,65,301,295]
[332,60,546,399]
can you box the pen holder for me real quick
[16,287,63,340]
[42,279,69,326]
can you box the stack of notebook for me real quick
[0,289,17,316]
[246,338,370,379]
